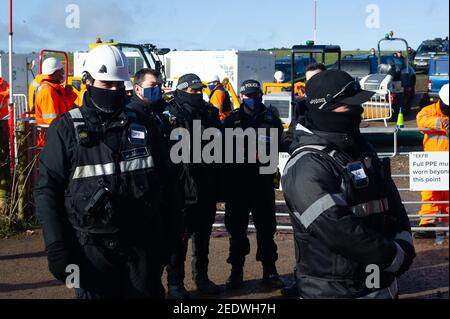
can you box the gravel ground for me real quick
[0,228,447,300]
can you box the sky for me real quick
[0,0,448,53]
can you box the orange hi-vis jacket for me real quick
[417,101,449,152]
[0,77,10,120]
[417,101,449,226]
[35,75,77,126]
[209,84,232,121]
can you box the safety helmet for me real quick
[82,45,131,82]
[42,57,64,75]
[205,74,220,84]
[439,83,449,106]
[274,70,285,83]
[125,80,133,91]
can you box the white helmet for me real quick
[205,74,220,84]
[82,45,131,82]
[42,57,64,75]
[439,83,449,105]
[125,80,133,91]
[274,70,285,83]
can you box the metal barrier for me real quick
[13,94,28,120]
[362,90,393,127]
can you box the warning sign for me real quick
[410,152,449,191]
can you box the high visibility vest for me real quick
[417,101,449,152]
[0,78,10,119]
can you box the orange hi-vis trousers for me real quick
[419,190,449,226]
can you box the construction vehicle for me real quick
[263,42,341,126]
[359,32,417,125]
[27,39,170,111]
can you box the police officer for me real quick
[223,80,284,290]
[281,70,416,299]
[128,68,172,140]
[34,45,179,299]
[165,73,222,298]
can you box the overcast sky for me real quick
[0,0,448,53]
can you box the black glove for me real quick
[394,239,416,277]
[47,242,73,282]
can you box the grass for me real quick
[0,216,40,238]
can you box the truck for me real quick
[161,50,275,98]
[427,55,449,103]
[413,38,448,72]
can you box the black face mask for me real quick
[176,89,204,108]
[440,100,449,116]
[87,85,126,114]
[306,105,364,135]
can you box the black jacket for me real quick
[34,97,180,265]
[165,91,222,202]
[281,124,415,299]
[222,103,283,196]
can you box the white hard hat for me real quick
[82,45,131,82]
[274,70,285,82]
[205,74,220,83]
[439,83,449,105]
[125,80,133,91]
[42,57,64,75]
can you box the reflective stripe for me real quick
[427,133,449,141]
[385,242,405,273]
[436,118,441,130]
[351,198,389,217]
[72,163,115,179]
[68,108,85,132]
[69,108,83,119]
[282,145,326,177]
[41,113,57,119]
[36,83,48,93]
[299,193,347,229]
[120,156,154,173]
[395,231,414,247]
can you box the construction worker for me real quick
[282,70,415,299]
[223,79,284,290]
[165,73,222,299]
[34,45,180,299]
[0,77,9,120]
[416,83,449,234]
[34,57,77,148]
[206,74,232,121]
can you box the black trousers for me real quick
[225,177,278,269]
[166,199,217,285]
[74,241,165,299]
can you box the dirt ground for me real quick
[0,228,447,300]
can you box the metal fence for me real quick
[213,127,449,234]
[361,90,393,127]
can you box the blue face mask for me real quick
[143,86,162,103]
[208,84,217,91]
[243,97,262,112]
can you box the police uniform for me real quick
[35,94,179,299]
[164,87,222,291]
[281,70,415,299]
[223,103,283,275]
